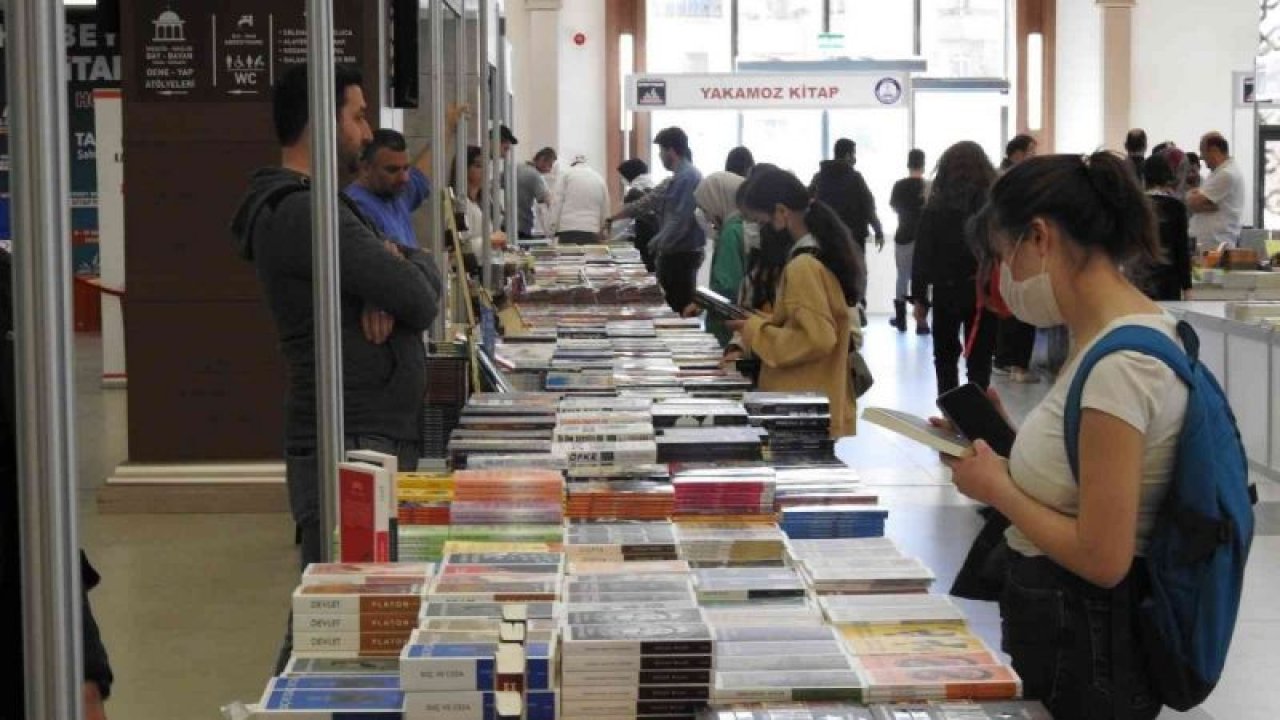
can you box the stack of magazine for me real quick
[744,392,835,462]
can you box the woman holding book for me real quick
[724,168,865,437]
[695,171,746,347]
[942,152,1187,719]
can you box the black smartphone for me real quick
[936,383,1016,457]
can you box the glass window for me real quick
[920,0,1006,78]
[829,0,915,59]
[649,111,741,182]
[647,0,732,73]
[912,90,1007,171]
[737,0,824,62]
[740,109,823,180]
[828,108,912,314]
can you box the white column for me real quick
[1098,0,1135,151]
[525,0,562,152]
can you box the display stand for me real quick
[1164,300,1280,482]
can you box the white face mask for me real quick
[1000,237,1065,328]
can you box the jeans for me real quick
[275,433,422,673]
[656,250,703,314]
[894,242,914,301]
[932,298,996,394]
[1000,555,1161,720]
[994,316,1037,370]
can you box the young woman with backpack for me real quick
[724,168,865,437]
[943,151,1200,719]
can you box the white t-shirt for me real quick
[1005,314,1187,558]
[552,164,610,235]
[1189,157,1244,248]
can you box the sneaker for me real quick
[1010,368,1040,384]
[992,364,1011,377]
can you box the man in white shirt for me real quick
[1188,132,1244,250]
[551,156,609,245]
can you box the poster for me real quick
[0,9,122,273]
[131,0,366,103]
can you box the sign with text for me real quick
[131,0,366,102]
[626,72,911,111]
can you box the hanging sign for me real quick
[625,72,910,111]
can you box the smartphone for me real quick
[936,383,1016,457]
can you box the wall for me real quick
[1054,0,1102,153]
[1131,0,1257,221]
[555,0,608,170]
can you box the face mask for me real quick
[1000,238,1065,328]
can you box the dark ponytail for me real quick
[741,168,865,306]
[987,151,1161,266]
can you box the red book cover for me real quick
[339,463,377,563]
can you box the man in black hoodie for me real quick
[230,64,442,580]
[810,138,884,253]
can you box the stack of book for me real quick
[242,671,405,717]
[797,556,935,596]
[779,505,890,540]
[290,566,430,659]
[696,700,1052,720]
[692,567,808,606]
[559,593,715,719]
[564,522,680,563]
[449,469,564,527]
[839,623,1022,703]
[744,391,836,463]
[710,625,864,704]
[819,593,966,626]
[675,522,789,568]
[564,478,675,521]
[448,411,558,468]
[672,468,776,519]
[658,426,765,463]
[772,466,877,508]
[651,399,751,429]
[396,472,455,527]
[428,548,563,607]
[422,343,471,459]
[699,598,825,628]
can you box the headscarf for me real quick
[694,171,745,229]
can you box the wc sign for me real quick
[626,72,911,111]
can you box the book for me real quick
[302,563,433,587]
[292,630,412,657]
[861,664,1022,702]
[347,450,400,561]
[292,584,425,616]
[561,623,714,656]
[861,408,973,457]
[266,675,401,690]
[694,286,750,319]
[294,614,418,634]
[257,687,404,712]
[712,669,865,704]
[839,623,989,656]
[282,657,401,676]
[339,462,388,563]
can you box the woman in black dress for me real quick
[1141,153,1192,301]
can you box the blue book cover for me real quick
[527,690,558,720]
[406,642,497,658]
[269,676,401,691]
[262,688,405,711]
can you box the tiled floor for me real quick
[69,322,1274,719]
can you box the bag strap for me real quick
[1063,322,1196,483]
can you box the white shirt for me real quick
[551,164,610,235]
[1005,314,1187,558]
[1189,157,1244,248]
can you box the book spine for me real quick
[292,631,412,655]
[339,468,376,563]
[561,639,713,655]
[399,656,495,692]
[401,691,495,720]
[295,613,419,634]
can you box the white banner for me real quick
[625,72,910,111]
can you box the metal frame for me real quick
[430,0,449,339]
[10,0,84,715]
[480,0,495,291]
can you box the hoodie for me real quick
[809,160,883,247]
[231,167,443,448]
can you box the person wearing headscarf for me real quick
[695,171,747,346]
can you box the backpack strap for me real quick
[1063,322,1195,482]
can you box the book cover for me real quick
[347,450,400,562]
[861,408,973,458]
[292,584,424,616]
[338,463,379,563]
[293,631,413,656]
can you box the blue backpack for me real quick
[1064,320,1255,711]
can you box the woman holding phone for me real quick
[942,152,1183,720]
[724,168,865,437]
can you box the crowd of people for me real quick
[223,62,1251,720]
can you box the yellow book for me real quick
[840,622,987,656]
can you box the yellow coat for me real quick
[741,253,855,437]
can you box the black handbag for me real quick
[950,507,1012,601]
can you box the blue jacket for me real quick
[650,159,705,256]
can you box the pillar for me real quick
[1098,0,1135,151]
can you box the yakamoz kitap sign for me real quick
[626,73,910,111]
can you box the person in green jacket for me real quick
[695,170,747,346]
